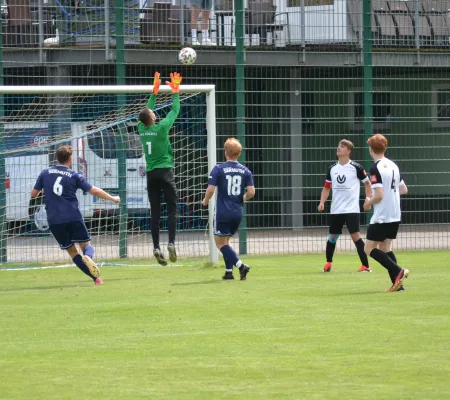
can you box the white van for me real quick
[5,121,149,229]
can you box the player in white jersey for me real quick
[318,139,372,272]
[363,134,409,292]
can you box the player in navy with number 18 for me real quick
[31,145,120,285]
[202,138,255,280]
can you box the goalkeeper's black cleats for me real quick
[167,243,177,263]
[153,248,168,266]
[222,271,234,280]
[239,264,250,281]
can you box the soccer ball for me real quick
[178,47,197,66]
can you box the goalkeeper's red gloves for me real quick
[166,72,182,94]
[152,72,161,95]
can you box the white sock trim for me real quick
[236,260,242,268]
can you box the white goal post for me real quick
[0,84,219,265]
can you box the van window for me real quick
[86,123,143,159]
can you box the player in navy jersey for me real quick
[31,145,120,285]
[363,134,409,292]
[202,138,255,280]
[318,139,372,273]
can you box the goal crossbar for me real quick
[0,85,215,95]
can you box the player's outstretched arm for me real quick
[89,187,120,204]
[202,184,216,207]
[146,72,161,110]
[158,73,182,132]
[243,186,255,203]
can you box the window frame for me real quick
[431,84,450,128]
[348,86,392,131]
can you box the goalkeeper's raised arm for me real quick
[137,72,183,266]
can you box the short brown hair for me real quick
[367,133,388,154]
[56,145,73,164]
[224,138,243,159]
[139,108,151,126]
[339,139,354,153]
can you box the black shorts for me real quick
[366,222,400,242]
[329,213,360,234]
[214,218,242,237]
[49,220,91,250]
[146,168,178,205]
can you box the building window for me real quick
[349,89,391,130]
[432,85,450,127]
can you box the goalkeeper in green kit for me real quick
[138,72,182,265]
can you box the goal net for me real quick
[0,85,218,267]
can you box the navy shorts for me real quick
[214,218,242,237]
[49,220,91,250]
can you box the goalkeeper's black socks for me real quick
[370,248,401,277]
[354,239,369,267]
[325,240,336,263]
[73,254,95,280]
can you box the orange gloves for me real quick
[152,72,161,95]
[166,72,182,93]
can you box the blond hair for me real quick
[339,139,354,153]
[224,138,242,159]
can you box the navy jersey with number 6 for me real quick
[33,165,93,226]
[208,160,254,221]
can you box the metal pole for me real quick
[105,0,111,60]
[0,9,6,263]
[235,0,247,255]
[301,0,305,62]
[116,0,128,258]
[38,0,44,63]
[414,0,421,64]
[363,0,373,224]
[363,0,373,142]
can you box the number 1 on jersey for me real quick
[226,175,242,195]
[391,170,396,192]
[146,142,152,155]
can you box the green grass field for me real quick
[1,251,449,400]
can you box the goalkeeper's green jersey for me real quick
[137,93,180,172]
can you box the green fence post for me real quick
[0,11,6,263]
[363,0,373,147]
[116,0,128,258]
[235,0,247,255]
[363,0,373,224]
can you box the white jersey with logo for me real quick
[369,157,404,224]
[325,160,369,214]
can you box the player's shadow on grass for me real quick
[0,283,93,292]
[171,280,221,286]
